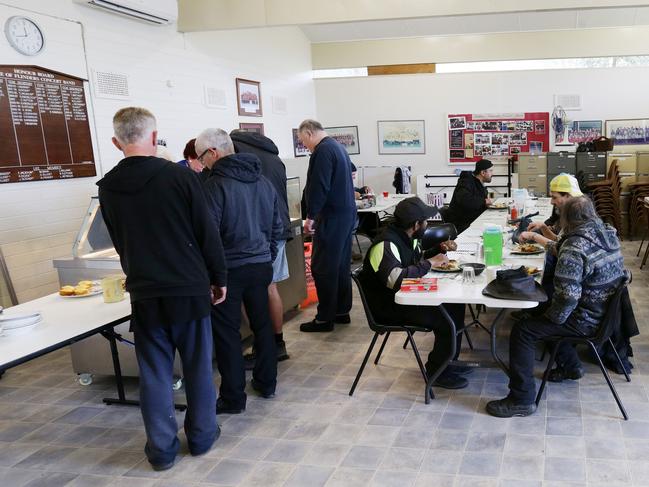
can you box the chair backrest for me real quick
[591,274,629,345]
[351,267,386,332]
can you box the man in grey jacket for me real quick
[486,197,626,418]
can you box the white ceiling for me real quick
[299,6,649,43]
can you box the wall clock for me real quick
[4,16,45,56]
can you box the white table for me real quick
[356,193,413,213]
[0,293,172,409]
[394,197,553,402]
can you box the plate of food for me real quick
[59,280,102,298]
[431,260,462,272]
[511,243,545,255]
[525,266,542,276]
[487,203,508,210]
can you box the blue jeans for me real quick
[133,315,217,465]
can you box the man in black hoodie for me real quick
[97,107,227,471]
[196,128,283,414]
[229,130,291,364]
[445,159,494,234]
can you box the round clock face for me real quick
[5,16,44,56]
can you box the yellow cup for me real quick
[101,275,125,303]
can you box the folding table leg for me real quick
[101,329,187,411]
[489,309,510,375]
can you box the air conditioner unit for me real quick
[73,0,178,25]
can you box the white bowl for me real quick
[0,312,42,330]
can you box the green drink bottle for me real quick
[483,225,503,266]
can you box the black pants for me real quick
[211,262,276,408]
[356,213,381,239]
[312,215,355,322]
[133,316,217,465]
[379,303,466,374]
[508,316,585,404]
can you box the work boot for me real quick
[486,397,537,418]
[547,366,585,383]
[334,314,351,324]
[429,369,468,389]
[215,397,245,415]
[244,342,290,370]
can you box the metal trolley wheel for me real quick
[78,373,93,386]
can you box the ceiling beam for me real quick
[178,0,649,32]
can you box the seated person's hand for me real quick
[519,231,538,243]
[485,197,493,206]
[439,239,457,252]
[526,221,544,232]
[427,253,449,267]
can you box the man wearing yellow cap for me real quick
[519,174,583,247]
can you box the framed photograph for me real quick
[325,125,360,155]
[448,116,466,130]
[464,133,474,150]
[378,120,425,154]
[605,118,649,145]
[474,133,491,145]
[292,128,310,157]
[534,120,546,134]
[529,141,543,154]
[239,123,264,135]
[510,146,521,155]
[568,120,602,144]
[450,149,465,159]
[449,129,464,149]
[236,78,262,117]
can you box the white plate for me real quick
[60,288,103,298]
[0,312,42,329]
[2,317,42,336]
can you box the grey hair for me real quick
[559,196,600,234]
[195,128,234,155]
[113,107,156,145]
[298,119,324,135]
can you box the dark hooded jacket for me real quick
[445,171,488,233]
[203,152,283,269]
[97,156,227,301]
[230,130,291,241]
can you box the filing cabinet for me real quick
[547,152,576,174]
[516,154,547,195]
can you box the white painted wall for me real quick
[0,1,315,302]
[314,66,649,194]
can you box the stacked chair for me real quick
[628,184,649,239]
[585,160,623,237]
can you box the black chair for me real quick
[534,278,632,420]
[349,268,433,397]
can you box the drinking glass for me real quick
[462,266,476,284]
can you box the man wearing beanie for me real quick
[445,159,493,234]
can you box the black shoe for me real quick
[151,459,175,471]
[216,397,245,415]
[446,363,474,376]
[334,314,351,324]
[251,378,275,399]
[431,370,468,390]
[190,424,221,457]
[547,366,585,383]
[244,342,290,371]
[486,397,537,418]
[300,319,334,332]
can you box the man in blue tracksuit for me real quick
[298,119,357,332]
[196,128,283,414]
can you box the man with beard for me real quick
[358,197,470,389]
[445,159,493,234]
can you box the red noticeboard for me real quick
[0,65,96,184]
[447,112,550,164]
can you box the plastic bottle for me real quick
[483,225,503,266]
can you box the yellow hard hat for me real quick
[549,173,583,196]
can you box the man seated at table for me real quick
[486,197,625,418]
[519,173,583,247]
[444,159,493,234]
[359,197,471,389]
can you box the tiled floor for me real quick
[1,241,649,486]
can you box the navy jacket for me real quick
[304,137,356,222]
[97,156,227,301]
[230,130,291,240]
[203,152,283,269]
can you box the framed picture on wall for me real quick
[605,118,649,145]
[567,120,602,144]
[239,123,264,135]
[377,120,425,154]
[236,78,262,117]
[292,128,310,157]
[325,125,360,155]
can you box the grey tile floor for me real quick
[1,241,649,486]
